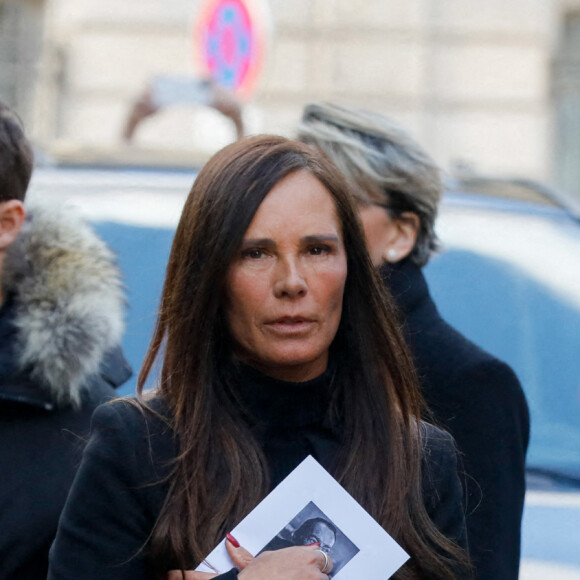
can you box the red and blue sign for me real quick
[193,0,270,99]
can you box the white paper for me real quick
[196,455,409,579]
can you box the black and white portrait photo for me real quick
[259,501,359,577]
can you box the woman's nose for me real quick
[273,257,307,298]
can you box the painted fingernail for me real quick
[226,532,240,548]
[306,542,321,546]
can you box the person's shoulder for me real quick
[455,350,528,415]
[429,315,525,400]
[89,396,173,450]
[87,396,176,478]
[92,396,170,430]
[410,301,521,386]
[435,317,508,371]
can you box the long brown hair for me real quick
[138,135,469,578]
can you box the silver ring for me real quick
[317,549,331,573]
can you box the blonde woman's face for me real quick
[225,170,348,382]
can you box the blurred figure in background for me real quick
[298,102,530,580]
[0,101,132,579]
[123,75,245,143]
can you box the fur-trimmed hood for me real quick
[1,200,126,407]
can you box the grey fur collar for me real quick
[2,201,125,407]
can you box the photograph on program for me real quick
[259,501,359,578]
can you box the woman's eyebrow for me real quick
[241,235,340,247]
[240,238,276,248]
[301,235,340,244]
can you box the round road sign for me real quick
[193,0,270,99]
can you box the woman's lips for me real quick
[265,317,315,334]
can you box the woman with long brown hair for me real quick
[48,135,470,580]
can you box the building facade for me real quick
[2,0,580,198]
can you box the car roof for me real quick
[444,175,580,223]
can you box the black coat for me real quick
[0,202,132,580]
[48,364,467,579]
[383,259,530,580]
[0,298,131,579]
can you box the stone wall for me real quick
[27,0,569,182]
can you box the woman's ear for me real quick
[0,200,26,251]
[382,212,420,263]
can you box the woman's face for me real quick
[226,169,348,382]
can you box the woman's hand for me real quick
[237,543,332,579]
[166,536,333,579]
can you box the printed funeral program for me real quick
[196,456,409,579]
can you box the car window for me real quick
[426,189,580,484]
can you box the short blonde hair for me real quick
[297,102,441,267]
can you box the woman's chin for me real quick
[248,352,329,382]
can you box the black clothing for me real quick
[48,363,466,579]
[383,259,530,580]
[0,202,132,580]
[0,297,131,580]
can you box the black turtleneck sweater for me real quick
[236,363,342,489]
[48,362,466,580]
[382,259,530,580]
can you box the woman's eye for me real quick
[242,248,266,259]
[309,245,330,256]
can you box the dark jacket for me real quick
[48,365,467,579]
[383,259,530,580]
[0,202,132,580]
